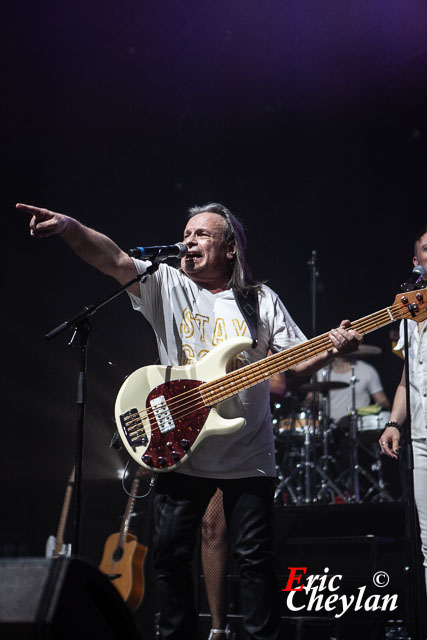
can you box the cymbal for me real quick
[354,344,382,356]
[333,344,382,357]
[298,381,349,393]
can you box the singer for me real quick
[17,200,362,640]
[379,225,427,593]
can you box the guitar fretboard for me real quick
[119,477,140,546]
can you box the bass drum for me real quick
[357,411,390,439]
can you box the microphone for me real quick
[127,242,188,261]
[401,264,427,292]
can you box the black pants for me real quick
[153,473,281,640]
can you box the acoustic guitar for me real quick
[98,470,148,612]
[114,288,427,472]
[45,467,74,558]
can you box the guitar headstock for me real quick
[393,284,427,323]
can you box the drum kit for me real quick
[272,344,394,506]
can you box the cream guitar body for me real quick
[115,337,251,472]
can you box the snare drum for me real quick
[357,411,390,438]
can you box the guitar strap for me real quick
[233,288,259,349]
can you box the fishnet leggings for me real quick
[201,488,228,630]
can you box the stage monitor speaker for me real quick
[0,556,142,639]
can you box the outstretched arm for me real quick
[17,203,139,293]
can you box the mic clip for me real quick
[401,280,416,292]
[400,279,427,293]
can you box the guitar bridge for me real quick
[120,408,148,450]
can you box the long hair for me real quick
[186,202,263,294]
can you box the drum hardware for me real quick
[274,423,349,505]
[273,351,394,505]
[274,249,359,506]
[274,388,350,506]
[332,344,382,358]
[297,381,350,394]
[337,356,394,503]
[357,411,390,438]
[274,460,300,505]
[276,411,321,438]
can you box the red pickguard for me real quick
[145,379,210,470]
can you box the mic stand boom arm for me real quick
[45,263,159,557]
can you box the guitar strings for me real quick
[126,303,413,439]
[125,301,414,443]
[137,306,394,430]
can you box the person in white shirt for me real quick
[379,225,427,589]
[18,200,362,640]
[317,355,390,425]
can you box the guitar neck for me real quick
[200,298,412,405]
[118,476,140,546]
[54,468,75,556]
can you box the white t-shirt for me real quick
[128,261,306,479]
[317,360,384,423]
[395,320,427,439]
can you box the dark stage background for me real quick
[3,0,427,629]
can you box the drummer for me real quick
[305,346,390,426]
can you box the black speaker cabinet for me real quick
[0,556,142,639]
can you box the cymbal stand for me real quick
[306,250,349,504]
[274,457,300,505]
[274,251,349,505]
[316,394,342,502]
[273,430,312,506]
[274,251,320,504]
[346,357,393,503]
[349,357,361,502]
[272,412,299,505]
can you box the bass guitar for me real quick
[115,288,427,472]
[98,470,148,612]
[45,467,74,558]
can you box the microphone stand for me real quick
[305,250,318,503]
[45,262,160,556]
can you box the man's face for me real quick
[181,212,235,288]
[413,232,427,279]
